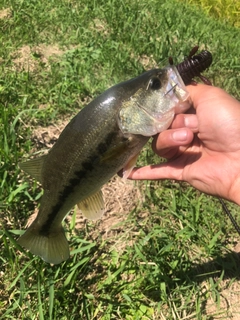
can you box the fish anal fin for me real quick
[19,155,47,183]
[18,223,69,264]
[122,153,139,179]
[78,190,104,220]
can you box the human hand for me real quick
[129,84,240,205]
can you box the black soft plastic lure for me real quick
[170,46,213,85]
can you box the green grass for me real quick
[1,0,240,319]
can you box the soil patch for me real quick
[12,44,64,72]
[0,8,11,19]
[203,279,240,319]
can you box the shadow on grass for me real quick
[143,250,240,302]
[4,224,239,318]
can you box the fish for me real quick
[18,65,189,264]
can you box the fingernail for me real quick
[172,130,188,142]
[176,101,191,113]
[184,115,198,129]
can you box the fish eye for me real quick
[149,77,162,90]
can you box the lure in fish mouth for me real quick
[17,53,211,264]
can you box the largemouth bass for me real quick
[18,66,189,264]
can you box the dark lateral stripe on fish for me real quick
[97,142,108,154]
[39,164,95,235]
[97,131,119,154]
[106,131,117,145]
[39,132,119,236]
[81,159,95,171]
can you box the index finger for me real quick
[186,83,235,109]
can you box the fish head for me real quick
[118,66,189,136]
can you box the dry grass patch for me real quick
[11,44,64,72]
[0,8,11,19]
[138,54,158,70]
[203,279,240,319]
[90,18,111,36]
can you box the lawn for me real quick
[0,0,240,319]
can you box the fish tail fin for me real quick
[17,223,70,264]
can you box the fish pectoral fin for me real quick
[19,155,47,183]
[18,223,69,264]
[122,153,139,179]
[77,190,105,220]
[100,141,130,163]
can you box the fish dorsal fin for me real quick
[77,190,105,220]
[19,155,47,183]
